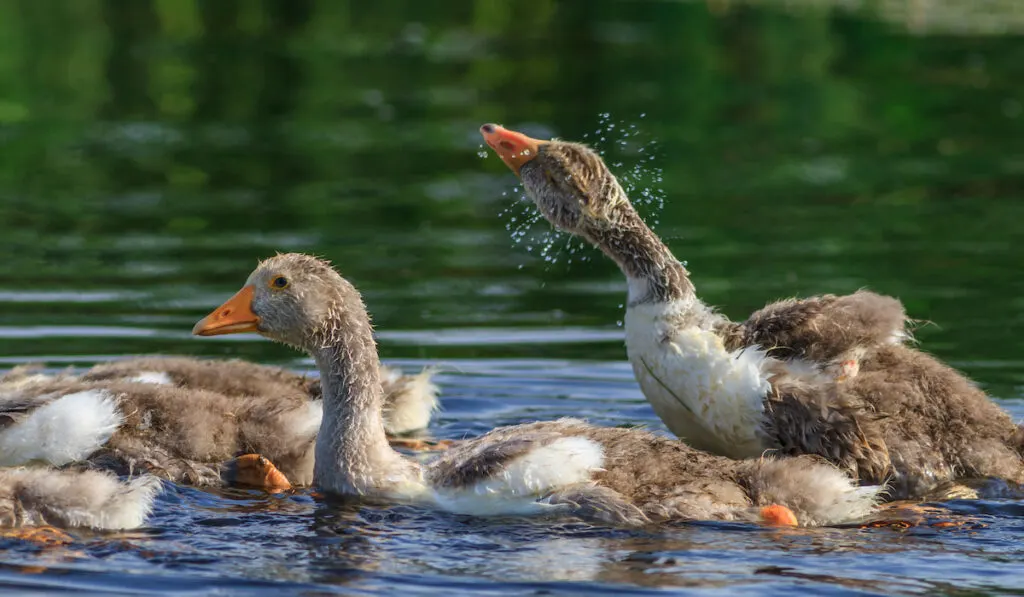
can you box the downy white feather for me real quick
[5,468,161,530]
[0,390,122,466]
[431,436,605,516]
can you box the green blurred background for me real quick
[0,0,1021,397]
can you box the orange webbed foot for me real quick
[760,504,799,527]
[1,526,73,546]
[222,454,293,492]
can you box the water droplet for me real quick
[497,111,664,272]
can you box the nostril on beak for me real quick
[220,308,232,318]
[480,123,496,135]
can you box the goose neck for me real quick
[589,209,694,306]
[310,316,416,496]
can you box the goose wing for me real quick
[725,290,909,364]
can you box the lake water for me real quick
[1,0,1023,594]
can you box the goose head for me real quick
[192,253,363,352]
[480,123,633,243]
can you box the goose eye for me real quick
[270,276,289,290]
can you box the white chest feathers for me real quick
[624,301,770,459]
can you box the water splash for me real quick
[496,113,665,270]
[497,186,572,263]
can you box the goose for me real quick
[480,123,1024,500]
[0,354,442,490]
[0,375,316,490]
[191,252,881,527]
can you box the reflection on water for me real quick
[0,0,1023,594]
[699,0,1024,35]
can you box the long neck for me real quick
[587,207,695,306]
[310,305,416,496]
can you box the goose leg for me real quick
[545,484,650,526]
[221,454,292,491]
[1,526,73,546]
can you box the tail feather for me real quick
[0,390,121,466]
[381,367,440,435]
[3,468,161,530]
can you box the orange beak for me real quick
[192,285,260,336]
[479,123,547,175]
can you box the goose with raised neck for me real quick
[192,252,883,527]
[481,123,1024,500]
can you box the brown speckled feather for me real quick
[850,345,1023,496]
[723,291,909,364]
[761,367,892,485]
[82,357,314,399]
[78,356,434,435]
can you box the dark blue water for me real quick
[1,0,1023,594]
